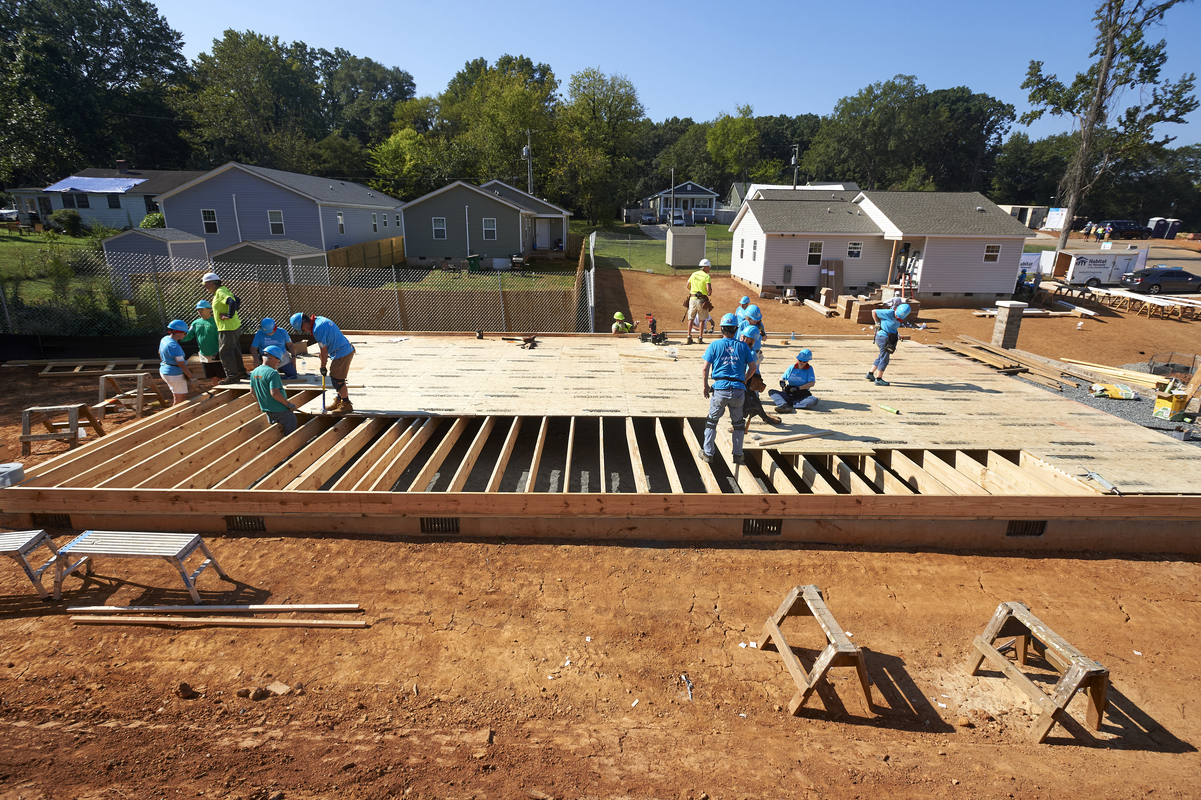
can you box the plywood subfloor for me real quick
[293,335,1201,493]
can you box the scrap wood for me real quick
[747,429,834,447]
[69,603,361,613]
[70,615,369,628]
[619,352,677,362]
[803,299,839,317]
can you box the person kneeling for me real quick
[251,345,299,434]
[769,349,818,412]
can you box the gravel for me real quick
[1014,361,1199,448]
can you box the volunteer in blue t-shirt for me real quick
[250,318,298,379]
[770,349,818,411]
[290,312,356,414]
[734,296,751,326]
[868,303,910,386]
[699,313,759,465]
[158,319,196,406]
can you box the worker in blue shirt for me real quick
[868,303,910,386]
[738,323,780,425]
[700,313,759,465]
[250,318,298,379]
[743,304,767,366]
[770,349,818,412]
[159,319,195,407]
[734,296,751,326]
[290,312,355,414]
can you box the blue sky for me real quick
[156,0,1201,146]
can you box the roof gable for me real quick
[646,182,718,200]
[402,181,535,214]
[858,191,1034,237]
[480,180,571,216]
[154,162,400,208]
[210,239,326,258]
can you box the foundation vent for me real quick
[743,518,783,537]
[420,517,461,534]
[225,515,266,532]
[1006,520,1046,537]
[30,513,71,528]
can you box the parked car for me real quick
[1119,267,1201,294]
[1098,219,1153,239]
[671,212,685,226]
[639,211,656,225]
[0,208,17,221]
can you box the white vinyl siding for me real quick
[268,210,285,235]
[432,217,447,240]
[202,209,218,234]
[483,217,497,240]
[915,237,1025,294]
[760,234,893,287]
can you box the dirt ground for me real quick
[2,279,1201,799]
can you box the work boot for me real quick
[327,396,345,413]
[776,405,796,414]
[335,398,354,415]
[697,448,712,464]
[875,377,890,386]
[686,337,694,345]
[731,453,745,466]
[763,411,782,424]
[697,337,705,345]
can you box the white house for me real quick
[642,182,719,223]
[12,162,204,229]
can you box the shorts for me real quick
[687,296,710,323]
[199,354,225,379]
[329,350,354,380]
[162,373,188,394]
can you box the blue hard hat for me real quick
[260,317,276,333]
[739,324,761,342]
[167,319,188,333]
[720,312,738,327]
[797,348,812,362]
[740,296,750,305]
[195,300,212,310]
[262,345,285,361]
[289,312,305,330]
[896,303,912,319]
[746,304,762,322]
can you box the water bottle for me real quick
[790,331,795,341]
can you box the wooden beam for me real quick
[561,417,576,493]
[70,615,368,628]
[804,298,839,317]
[746,449,800,494]
[1017,452,1102,496]
[626,417,649,493]
[368,417,441,492]
[521,417,549,492]
[598,416,606,493]
[943,451,1021,495]
[254,418,356,491]
[140,414,272,489]
[860,455,917,495]
[653,418,684,495]
[290,417,389,491]
[918,451,991,496]
[213,417,333,490]
[680,419,722,494]
[798,456,839,494]
[407,417,470,492]
[447,416,497,493]
[745,429,834,448]
[716,426,763,495]
[178,424,284,490]
[833,456,879,495]
[69,604,360,613]
[982,452,1067,496]
[330,418,409,491]
[348,418,419,491]
[485,417,522,493]
[885,450,954,495]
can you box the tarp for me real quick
[43,177,146,193]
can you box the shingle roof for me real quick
[125,227,205,241]
[746,198,885,235]
[235,163,400,208]
[755,189,861,203]
[73,168,206,195]
[240,239,326,257]
[860,192,1033,236]
[482,181,570,215]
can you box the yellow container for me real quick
[1153,391,1189,421]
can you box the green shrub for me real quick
[87,223,121,253]
[48,208,84,237]
[140,212,165,228]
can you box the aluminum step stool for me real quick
[56,531,229,604]
[0,529,89,600]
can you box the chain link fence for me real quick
[589,228,732,275]
[0,250,594,335]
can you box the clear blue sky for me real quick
[156,0,1201,146]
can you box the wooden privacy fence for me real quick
[327,236,405,270]
[566,233,584,259]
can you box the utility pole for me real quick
[523,130,534,196]
[670,167,675,225]
[792,144,799,190]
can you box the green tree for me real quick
[1021,0,1198,248]
[654,123,725,194]
[707,104,760,183]
[318,48,415,146]
[917,88,1015,191]
[990,132,1077,206]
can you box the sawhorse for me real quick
[967,601,1109,743]
[96,372,168,421]
[20,404,105,456]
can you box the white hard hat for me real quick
[699,258,711,268]
[202,271,221,284]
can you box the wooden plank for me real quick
[944,451,1022,495]
[348,418,419,491]
[521,417,549,492]
[69,604,360,613]
[70,616,368,628]
[598,416,606,493]
[290,417,389,491]
[1018,452,1102,496]
[715,426,764,495]
[330,418,409,491]
[982,452,1068,496]
[744,429,834,448]
[800,586,856,649]
[919,451,991,496]
[447,416,497,493]
[832,456,879,495]
[679,419,722,494]
[747,449,800,494]
[176,424,285,489]
[140,415,272,489]
[861,455,917,495]
[972,637,1060,717]
[804,298,839,317]
[485,417,522,493]
[561,417,576,493]
[626,417,649,493]
[254,418,356,491]
[653,418,684,495]
[763,618,810,692]
[885,450,954,495]
[407,417,470,492]
[213,417,333,490]
[368,417,441,492]
[798,456,839,494]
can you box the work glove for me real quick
[320,366,328,376]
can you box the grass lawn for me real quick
[0,231,90,276]
[386,268,576,291]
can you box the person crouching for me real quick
[770,349,818,412]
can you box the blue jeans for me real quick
[278,360,298,380]
[873,332,892,372]
[769,388,818,409]
[266,409,298,435]
[703,387,746,456]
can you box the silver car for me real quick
[0,208,18,221]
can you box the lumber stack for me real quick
[938,336,1091,391]
[804,298,839,317]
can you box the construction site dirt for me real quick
[2,269,1200,799]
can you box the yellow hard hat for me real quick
[614,312,626,320]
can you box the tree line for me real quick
[2,0,1197,227]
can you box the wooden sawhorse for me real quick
[96,373,168,421]
[0,529,89,600]
[20,404,105,456]
[56,531,230,604]
[757,585,872,715]
[967,601,1109,743]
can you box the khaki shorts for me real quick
[329,351,354,380]
[687,295,710,322]
[162,373,188,394]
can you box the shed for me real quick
[101,227,210,297]
[210,240,330,285]
[667,227,707,268]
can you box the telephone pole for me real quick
[523,130,534,195]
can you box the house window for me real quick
[144,196,157,214]
[395,214,400,228]
[268,210,285,235]
[847,241,863,259]
[984,244,1001,263]
[752,240,757,262]
[107,194,121,209]
[808,242,823,267]
[432,217,447,240]
[483,218,496,240]
[61,194,76,209]
[739,239,744,259]
[382,214,387,227]
[76,194,90,209]
[337,212,345,235]
[372,213,378,233]
[201,209,218,234]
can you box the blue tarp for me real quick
[43,177,146,193]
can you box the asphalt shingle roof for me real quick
[240,239,327,257]
[125,227,204,241]
[236,163,400,208]
[73,168,206,195]
[746,198,884,235]
[861,191,1033,236]
[755,189,862,203]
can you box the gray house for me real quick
[153,162,401,254]
[11,162,204,229]
[210,239,330,284]
[400,181,571,266]
[101,227,210,296]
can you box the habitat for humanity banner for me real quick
[1044,208,1067,230]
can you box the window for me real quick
[268,210,285,235]
[371,213,378,233]
[483,218,496,240]
[337,212,345,235]
[983,244,1001,263]
[432,217,447,240]
[144,196,157,214]
[808,242,823,267]
[846,241,863,259]
[61,194,76,209]
[382,213,388,227]
[76,194,90,209]
[739,239,744,259]
[395,214,400,228]
[107,193,121,209]
[752,240,757,262]
[201,209,218,234]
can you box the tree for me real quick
[1021,0,1198,249]
[990,132,1077,206]
[707,104,759,183]
[917,88,1015,191]
[318,48,415,146]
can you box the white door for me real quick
[536,219,550,249]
